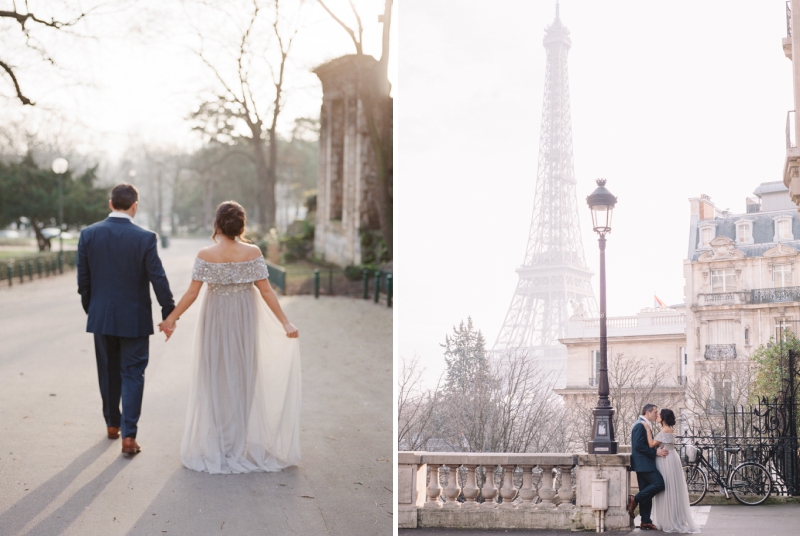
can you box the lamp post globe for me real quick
[52,158,69,268]
[586,178,618,455]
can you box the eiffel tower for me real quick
[493,4,597,384]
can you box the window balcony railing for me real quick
[788,110,796,149]
[751,286,800,304]
[704,344,736,360]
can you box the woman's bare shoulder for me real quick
[196,245,219,262]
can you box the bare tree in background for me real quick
[187,0,304,230]
[565,353,684,451]
[682,358,754,434]
[317,0,393,258]
[397,354,441,451]
[0,2,107,105]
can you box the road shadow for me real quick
[125,464,328,535]
[0,438,117,535]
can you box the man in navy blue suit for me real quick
[77,183,175,455]
[627,403,669,530]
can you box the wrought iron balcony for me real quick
[751,286,800,304]
[704,344,736,360]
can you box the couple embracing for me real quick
[628,404,700,533]
[77,183,301,474]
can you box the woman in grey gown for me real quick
[645,409,700,533]
[159,201,301,474]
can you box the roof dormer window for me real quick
[698,223,716,249]
[773,215,794,242]
[736,220,754,244]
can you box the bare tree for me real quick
[187,0,303,230]
[397,354,441,451]
[682,358,754,435]
[564,352,684,452]
[317,0,393,258]
[0,2,111,105]
[434,351,568,453]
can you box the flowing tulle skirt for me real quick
[652,450,700,533]
[180,285,301,474]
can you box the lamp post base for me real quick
[588,407,618,454]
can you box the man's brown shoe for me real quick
[121,437,141,455]
[627,494,637,518]
[107,426,120,440]
[640,522,658,530]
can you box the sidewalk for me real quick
[400,504,800,535]
[0,238,392,535]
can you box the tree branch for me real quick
[0,59,33,105]
[316,0,361,53]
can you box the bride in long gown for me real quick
[159,201,301,474]
[646,409,700,533]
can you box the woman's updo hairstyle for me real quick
[660,408,676,427]
[213,201,247,241]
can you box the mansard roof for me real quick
[690,209,800,261]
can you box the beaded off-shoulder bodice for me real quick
[191,257,269,295]
[655,431,676,451]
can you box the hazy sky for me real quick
[0,0,397,161]
[396,1,795,384]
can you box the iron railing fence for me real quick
[1,251,77,286]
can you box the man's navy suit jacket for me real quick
[630,420,659,473]
[77,217,175,338]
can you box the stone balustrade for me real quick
[398,452,631,531]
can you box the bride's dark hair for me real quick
[660,408,676,427]
[213,201,250,242]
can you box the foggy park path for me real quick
[0,238,392,536]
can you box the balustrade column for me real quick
[461,464,480,507]
[443,465,462,508]
[425,465,443,508]
[557,466,574,508]
[480,465,498,508]
[517,465,538,509]
[498,465,518,508]
[538,465,557,508]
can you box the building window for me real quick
[744,328,750,345]
[736,221,753,244]
[773,216,794,242]
[711,269,736,292]
[699,226,715,248]
[774,264,792,288]
[708,320,735,344]
[591,350,600,386]
[679,346,687,384]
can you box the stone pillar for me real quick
[537,465,557,508]
[398,452,427,529]
[517,465,538,509]
[461,464,480,507]
[572,454,631,532]
[426,465,444,508]
[498,465,518,508]
[443,465,462,508]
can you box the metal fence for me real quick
[1,251,77,287]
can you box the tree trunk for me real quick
[32,222,50,252]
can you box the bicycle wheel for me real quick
[729,462,772,505]
[683,464,707,506]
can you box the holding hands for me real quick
[159,319,177,341]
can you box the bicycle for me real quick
[682,444,772,506]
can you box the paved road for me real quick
[401,504,800,535]
[0,238,392,535]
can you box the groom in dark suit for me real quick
[628,403,669,530]
[77,183,175,455]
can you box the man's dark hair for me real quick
[641,403,657,415]
[111,183,139,210]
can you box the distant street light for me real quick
[586,178,618,455]
[52,158,69,269]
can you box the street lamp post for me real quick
[52,158,69,270]
[586,178,618,455]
